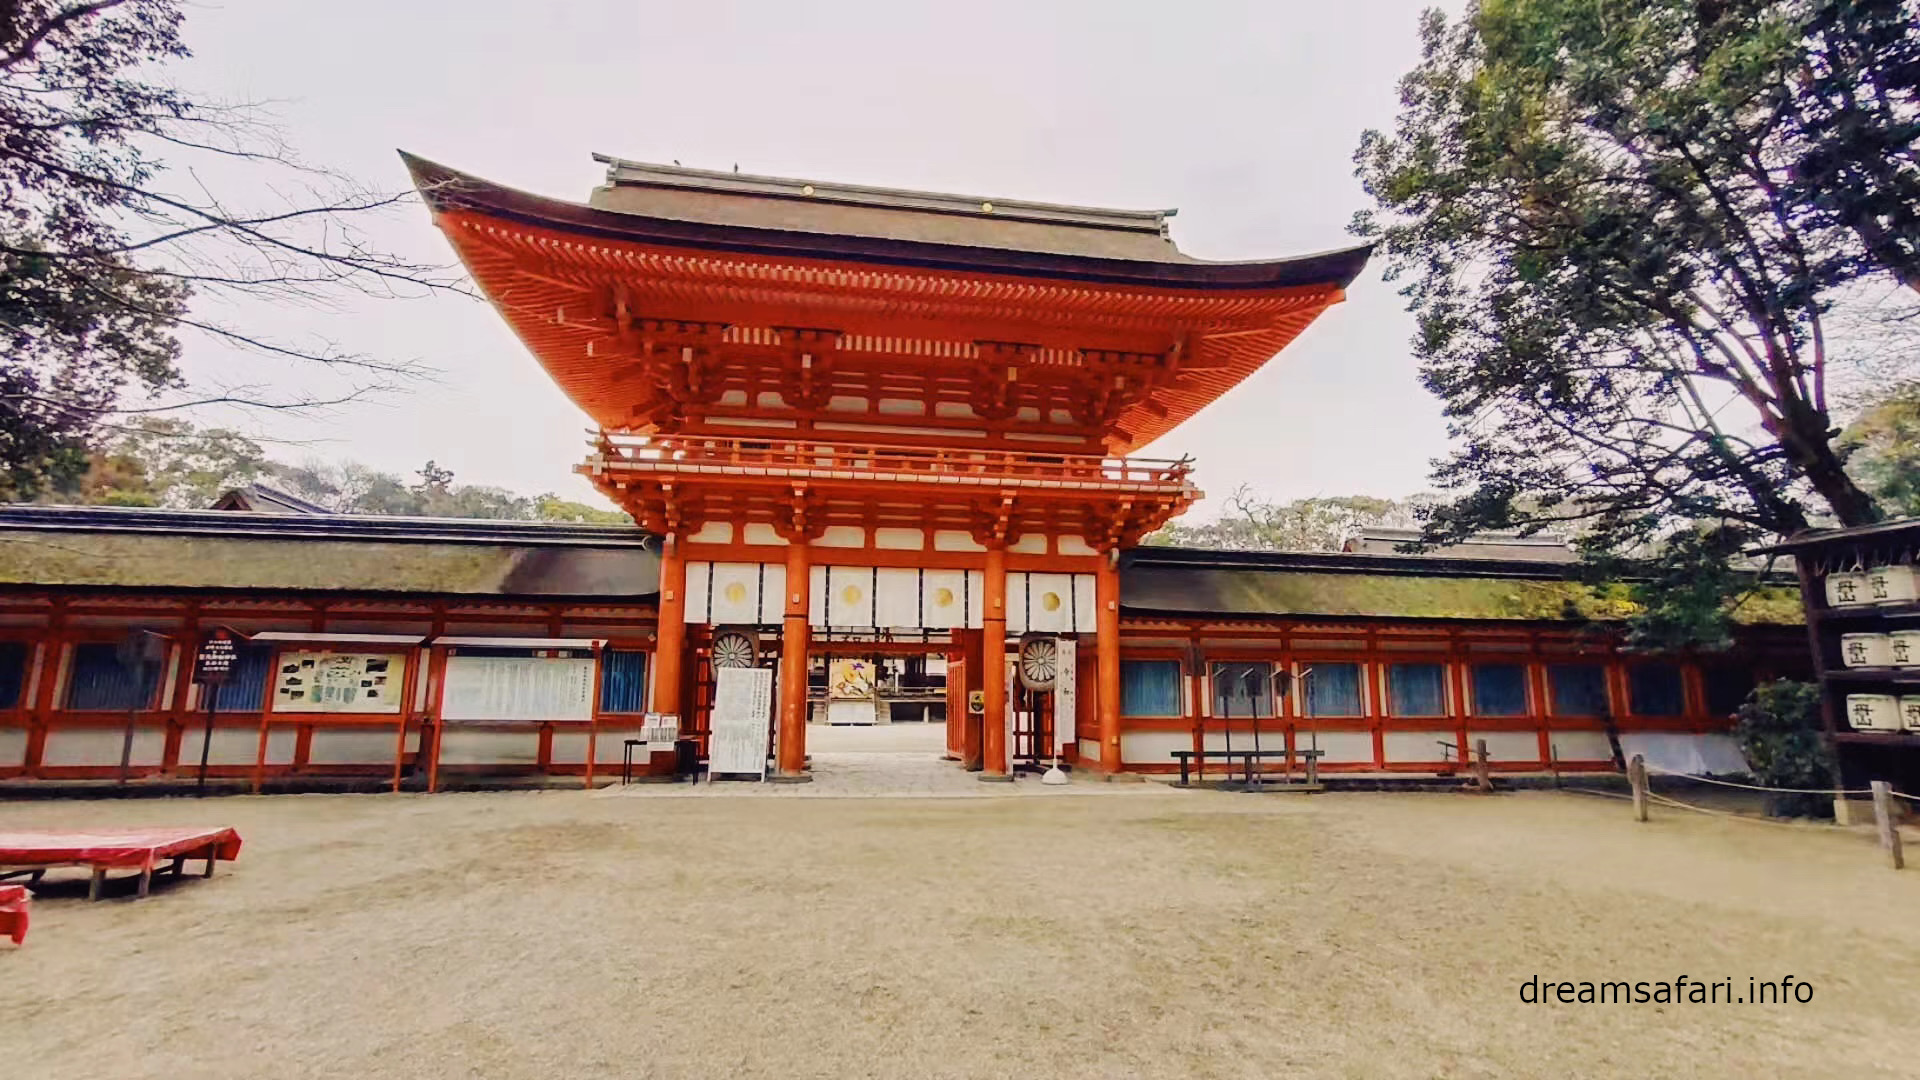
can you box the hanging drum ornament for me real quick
[710,627,760,669]
[1016,633,1059,690]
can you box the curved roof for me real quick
[406,154,1371,291]
[403,153,1369,452]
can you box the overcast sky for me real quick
[168,0,1455,517]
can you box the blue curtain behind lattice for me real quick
[1121,660,1182,716]
[1210,662,1273,717]
[1628,664,1685,716]
[209,644,274,711]
[1388,663,1447,716]
[0,642,27,709]
[1548,664,1610,716]
[1304,663,1363,716]
[65,643,161,711]
[599,649,649,714]
[1471,664,1529,716]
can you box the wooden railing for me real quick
[586,432,1195,490]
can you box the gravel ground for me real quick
[3,785,1917,1079]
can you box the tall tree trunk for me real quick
[1779,404,1882,527]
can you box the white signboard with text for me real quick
[273,651,407,714]
[709,667,774,778]
[442,655,595,723]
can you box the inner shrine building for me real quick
[404,151,1369,780]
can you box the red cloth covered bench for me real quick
[0,827,242,901]
[0,884,27,944]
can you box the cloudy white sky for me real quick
[168,0,1455,516]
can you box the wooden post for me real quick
[1629,753,1648,822]
[980,544,1011,781]
[773,541,812,781]
[652,534,687,717]
[1472,738,1492,794]
[1095,555,1122,772]
[1872,781,1905,870]
[583,643,605,789]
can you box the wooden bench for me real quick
[0,827,241,901]
[1170,748,1323,788]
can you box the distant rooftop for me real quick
[1341,528,1578,564]
[209,484,333,516]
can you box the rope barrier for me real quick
[1640,761,1873,797]
[1644,791,1817,829]
[1565,787,1634,802]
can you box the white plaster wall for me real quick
[0,727,25,766]
[307,729,403,766]
[817,526,866,549]
[873,528,923,551]
[1467,731,1544,765]
[42,728,165,767]
[1383,731,1459,764]
[187,728,295,766]
[688,522,733,544]
[437,729,541,766]
[1119,730,1189,766]
[1057,535,1096,557]
[549,729,643,765]
[1009,534,1047,555]
[933,530,985,552]
[1295,731,1375,763]
[741,524,786,546]
[1549,731,1615,763]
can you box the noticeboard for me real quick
[442,655,594,722]
[708,667,774,778]
[273,651,407,713]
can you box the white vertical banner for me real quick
[1054,638,1077,753]
[1006,655,1018,767]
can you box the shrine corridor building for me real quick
[0,156,1804,788]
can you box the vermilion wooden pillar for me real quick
[774,541,812,781]
[1095,555,1122,772]
[980,545,1011,781]
[652,533,687,718]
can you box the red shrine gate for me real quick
[407,151,1368,779]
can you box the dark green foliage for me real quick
[2,2,191,499]
[1734,679,1837,818]
[1354,0,1920,647]
[1838,381,1920,515]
